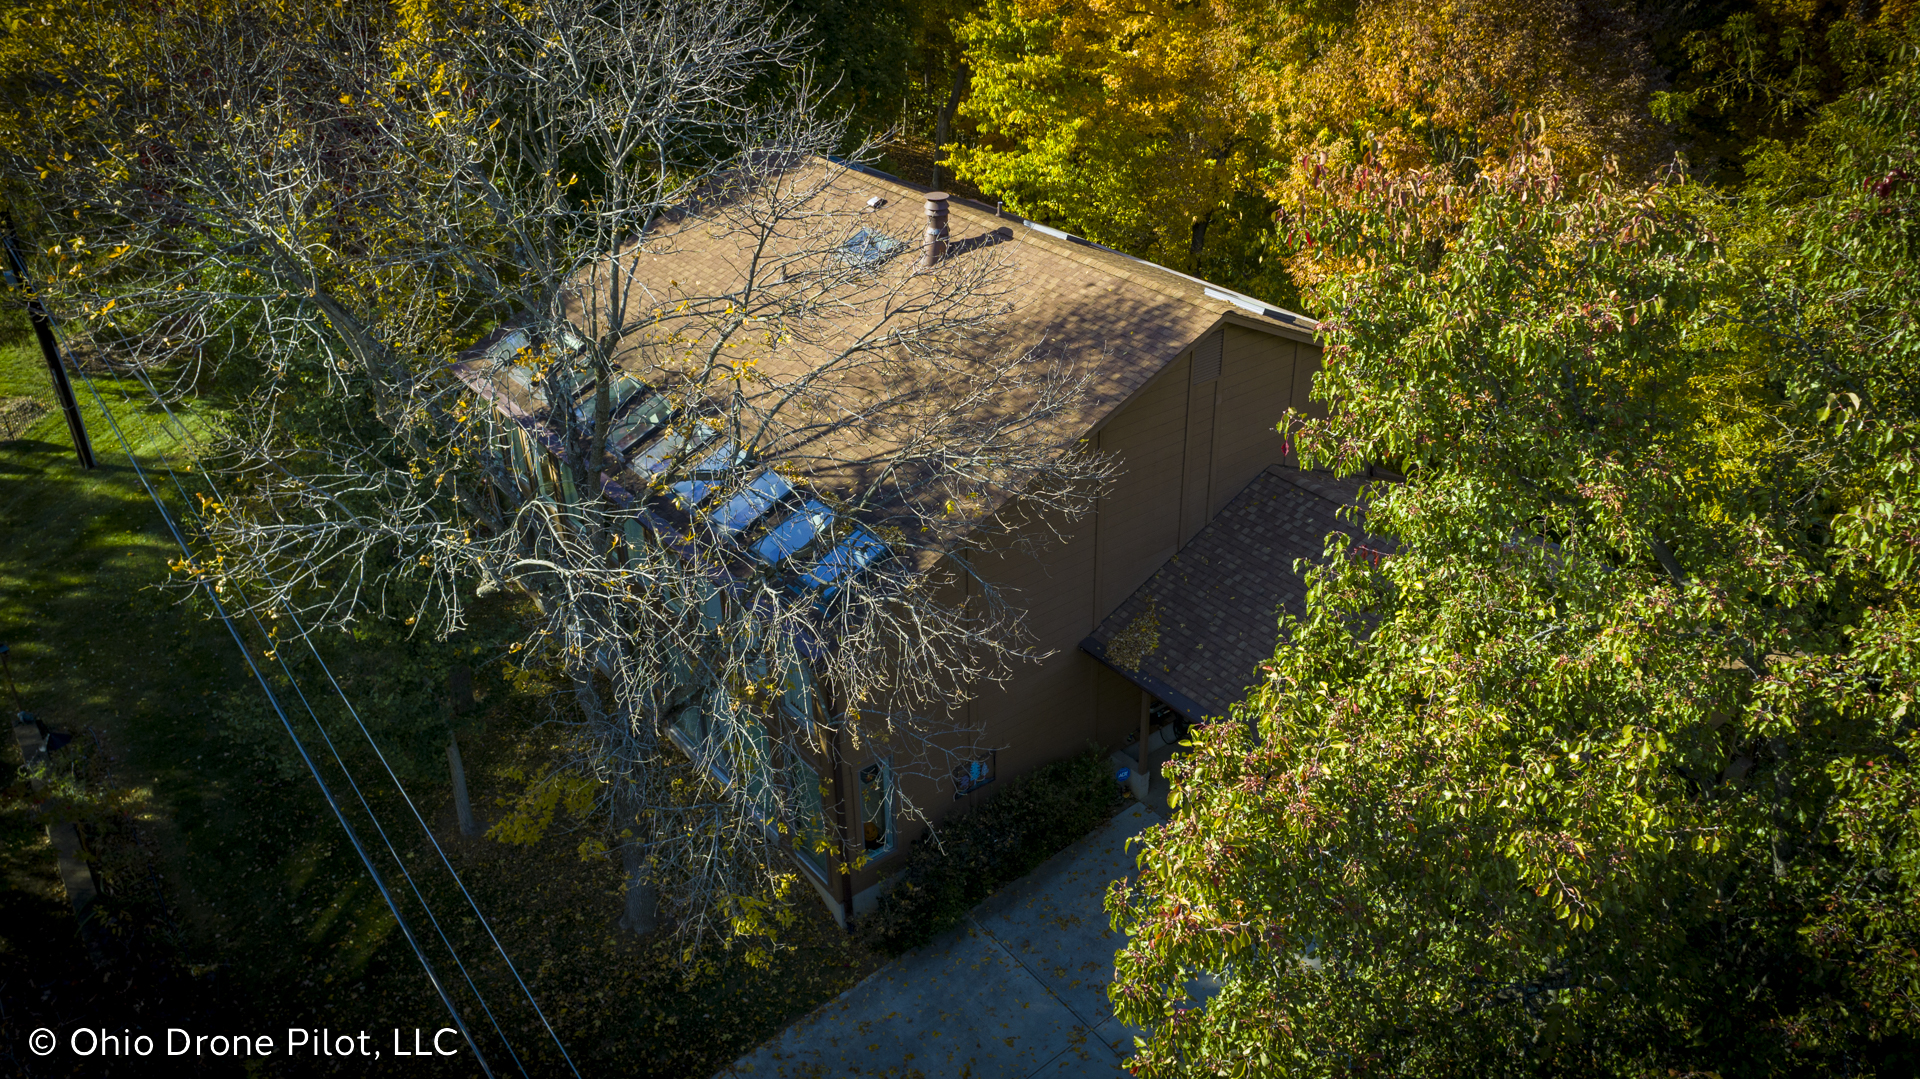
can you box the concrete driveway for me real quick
[720,802,1158,1078]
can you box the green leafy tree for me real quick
[1108,38,1920,1077]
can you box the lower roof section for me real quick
[1081,465,1385,722]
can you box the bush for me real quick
[858,746,1123,956]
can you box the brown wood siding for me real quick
[1093,357,1190,619]
[968,500,1102,778]
[1210,329,1300,519]
[1179,351,1217,548]
[1290,340,1325,419]
[856,328,1323,889]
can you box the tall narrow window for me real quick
[789,755,835,882]
[780,663,814,724]
[858,760,894,858]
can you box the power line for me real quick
[99,367,532,1079]
[113,361,578,1078]
[60,346,497,1078]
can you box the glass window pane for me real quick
[753,501,833,563]
[859,760,893,856]
[712,471,794,536]
[779,663,813,722]
[608,391,671,459]
[670,440,745,506]
[790,756,834,881]
[797,527,888,592]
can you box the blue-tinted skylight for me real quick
[629,423,718,477]
[568,375,646,429]
[838,228,903,268]
[671,440,747,506]
[753,501,833,564]
[797,527,888,594]
[712,471,793,537]
[608,391,672,459]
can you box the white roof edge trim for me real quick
[1203,286,1304,325]
[1013,218,1311,327]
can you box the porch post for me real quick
[1138,689,1152,781]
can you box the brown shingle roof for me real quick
[592,159,1314,453]
[1082,466,1387,722]
[459,158,1318,554]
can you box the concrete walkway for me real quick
[721,802,1159,1078]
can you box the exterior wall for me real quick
[1209,326,1307,519]
[839,324,1321,901]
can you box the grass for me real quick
[0,312,878,1076]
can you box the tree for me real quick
[7,0,1113,949]
[1107,37,1920,1077]
[949,0,1664,303]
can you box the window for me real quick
[671,440,747,507]
[779,662,814,723]
[858,760,894,857]
[607,390,672,459]
[712,471,794,538]
[627,422,720,477]
[670,698,725,782]
[753,500,833,564]
[487,328,532,364]
[796,527,889,595]
[953,750,996,798]
[789,755,836,882]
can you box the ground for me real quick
[0,312,880,1077]
[725,803,1162,1078]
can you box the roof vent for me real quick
[1192,331,1223,384]
[921,192,950,269]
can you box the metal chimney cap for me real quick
[924,192,951,211]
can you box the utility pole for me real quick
[0,643,23,718]
[1,211,95,469]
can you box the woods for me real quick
[4,0,1920,1074]
[1108,20,1920,1079]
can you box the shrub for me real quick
[858,746,1123,955]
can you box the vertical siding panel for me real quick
[1179,350,1217,548]
[1094,357,1189,618]
[1291,341,1325,419]
[1209,328,1297,518]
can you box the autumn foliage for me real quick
[1108,37,1920,1078]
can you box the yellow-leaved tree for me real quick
[951,0,1664,298]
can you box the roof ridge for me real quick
[824,157,1317,335]
[1260,464,1368,510]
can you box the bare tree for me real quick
[8,0,1113,947]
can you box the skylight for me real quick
[797,527,888,595]
[712,471,794,537]
[628,422,718,477]
[607,391,673,459]
[753,501,833,564]
[486,328,532,363]
[671,440,748,506]
[838,228,903,268]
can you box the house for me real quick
[456,159,1368,925]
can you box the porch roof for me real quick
[1080,466,1388,723]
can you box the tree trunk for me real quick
[932,64,971,189]
[447,732,481,838]
[1188,215,1210,274]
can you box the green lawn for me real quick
[0,315,875,1076]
